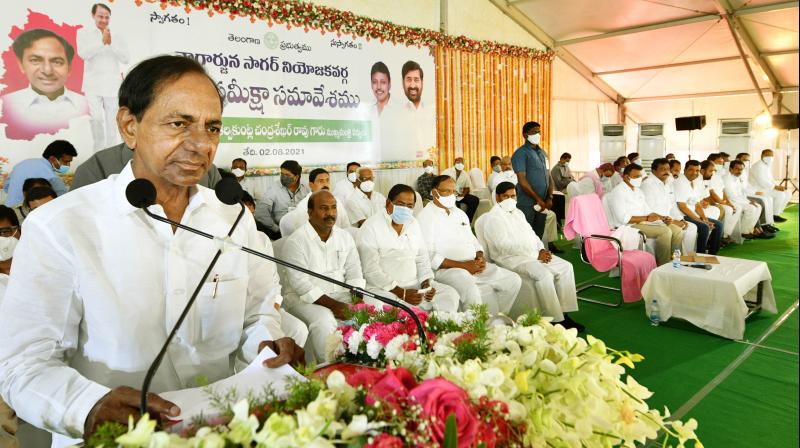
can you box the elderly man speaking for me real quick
[0,56,303,447]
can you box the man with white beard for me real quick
[749,149,791,223]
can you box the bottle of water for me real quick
[672,249,681,268]
[649,299,660,326]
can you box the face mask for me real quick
[492,165,501,173]
[629,177,643,188]
[563,162,569,168]
[359,180,374,193]
[390,205,413,224]
[231,168,246,178]
[280,175,295,187]
[743,161,750,169]
[435,191,456,209]
[423,165,435,174]
[499,197,517,212]
[631,159,639,165]
[54,162,69,174]
[347,172,358,183]
[723,162,730,170]
[455,163,465,171]
[0,235,18,262]
[600,176,610,184]
[763,156,774,166]
[527,134,541,146]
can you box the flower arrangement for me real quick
[91,306,702,447]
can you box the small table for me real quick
[641,256,777,340]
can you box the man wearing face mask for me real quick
[702,158,742,244]
[627,153,641,167]
[416,159,438,204]
[255,160,309,240]
[749,149,791,222]
[477,182,582,330]
[0,206,20,448]
[736,152,779,233]
[442,157,479,223]
[356,184,459,313]
[488,156,517,205]
[607,163,682,266]
[574,163,616,198]
[723,160,772,240]
[675,160,723,254]
[417,176,521,314]
[2,140,76,206]
[550,153,574,193]
[280,168,350,238]
[640,159,698,255]
[512,121,560,253]
[333,161,361,204]
[345,167,386,228]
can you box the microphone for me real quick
[126,177,247,415]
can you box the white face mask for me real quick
[347,172,358,183]
[763,156,774,166]
[629,177,643,188]
[435,191,457,209]
[499,197,517,212]
[0,235,18,262]
[423,165,435,174]
[454,163,465,171]
[743,160,750,169]
[492,165,501,173]
[562,162,569,168]
[722,161,730,169]
[527,134,541,145]
[231,168,246,178]
[359,180,374,193]
[631,158,640,165]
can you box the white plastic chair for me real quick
[468,167,486,190]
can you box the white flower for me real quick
[324,330,345,362]
[115,413,156,446]
[479,367,505,388]
[366,336,383,359]
[226,399,259,445]
[194,427,226,448]
[340,414,386,440]
[384,334,409,360]
[347,331,363,355]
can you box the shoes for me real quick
[763,224,780,233]
[757,232,776,239]
[773,215,787,223]
[560,314,585,332]
[548,243,564,254]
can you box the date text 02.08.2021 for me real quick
[242,148,306,156]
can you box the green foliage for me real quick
[86,421,127,448]
[443,413,458,448]
[454,305,491,363]
[518,309,542,327]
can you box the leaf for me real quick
[443,413,458,448]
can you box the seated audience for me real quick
[573,163,615,198]
[416,159,437,204]
[12,178,52,223]
[478,182,582,330]
[749,149,791,222]
[255,160,309,240]
[356,184,459,312]
[640,159,697,255]
[489,155,502,174]
[550,152,575,193]
[2,140,75,206]
[333,161,361,204]
[417,175,521,314]
[281,168,350,237]
[0,206,19,448]
[280,190,367,362]
[230,157,265,201]
[606,163,683,265]
[724,161,772,239]
[669,159,682,179]
[627,152,641,166]
[736,152,779,234]
[487,156,517,204]
[674,160,723,254]
[345,167,386,227]
[442,157,479,222]
[25,186,57,212]
[701,159,742,243]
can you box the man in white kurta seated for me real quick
[674,160,724,255]
[281,190,367,362]
[356,184,459,313]
[736,152,779,234]
[417,175,521,314]
[724,160,772,239]
[0,56,304,446]
[640,158,697,255]
[572,162,616,198]
[606,163,683,266]
[478,182,582,330]
[749,149,791,222]
[345,166,386,227]
[332,161,361,204]
[280,168,350,238]
[487,156,517,204]
[702,157,742,242]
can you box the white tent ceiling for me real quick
[494,0,798,107]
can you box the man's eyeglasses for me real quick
[0,226,19,237]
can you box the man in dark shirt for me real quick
[416,159,437,204]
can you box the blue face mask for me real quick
[55,163,69,174]
[390,205,414,225]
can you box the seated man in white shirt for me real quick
[669,159,682,179]
[606,163,683,266]
[749,149,791,223]
[345,167,386,227]
[417,175,521,314]
[674,160,724,254]
[478,182,582,330]
[356,184,459,312]
[280,168,350,238]
[281,190,367,362]
[0,208,20,448]
[573,162,616,198]
[724,160,773,240]
[736,152,779,234]
[487,156,517,204]
[702,156,743,243]
[442,157,480,222]
[332,161,361,204]
[0,56,303,445]
[640,158,697,255]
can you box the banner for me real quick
[0,0,436,182]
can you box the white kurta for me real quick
[332,178,358,205]
[416,202,521,314]
[279,191,350,238]
[345,189,387,226]
[723,174,762,234]
[749,160,791,215]
[0,163,281,446]
[476,205,577,321]
[640,175,698,255]
[674,175,720,220]
[487,170,517,204]
[708,173,743,240]
[356,210,459,312]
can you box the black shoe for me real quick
[548,243,564,254]
[774,215,787,223]
[763,224,780,233]
[757,231,776,239]
[560,314,585,332]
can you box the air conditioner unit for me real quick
[637,123,665,173]
[600,124,625,163]
[718,119,752,154]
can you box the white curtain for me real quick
[550,99,619,172]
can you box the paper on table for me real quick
[160,347,305,422]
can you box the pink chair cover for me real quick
[579,170,605,198]
[564,194,656,302]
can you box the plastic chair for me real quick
[564,194,656,306]
[469,167,486,190]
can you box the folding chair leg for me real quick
[576,284,623,307]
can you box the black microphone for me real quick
[126,177,247,415]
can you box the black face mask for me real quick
[280,175,294,187]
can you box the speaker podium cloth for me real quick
[564,194,656,302]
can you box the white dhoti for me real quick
[748,195,775,225]
[279,308,309,348]
[702,205,721,220]
[543,209,558,245]
[732,200,761,234]
[719,204,743,242]
[434,263,522,315]
[367,280,460,313]
[284,291,353,363]
[766,189,791,215]
[500,256,578,322]
[681,222,698,255]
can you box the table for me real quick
[641,256,777,340]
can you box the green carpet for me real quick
[552,203,799,446]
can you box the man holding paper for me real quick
[0,56,303,447]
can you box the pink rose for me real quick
[365,433,404,448]
[410,379,479,448]
[347,368,419,413]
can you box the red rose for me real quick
[410,379,479,448]
[365,433,404,448]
